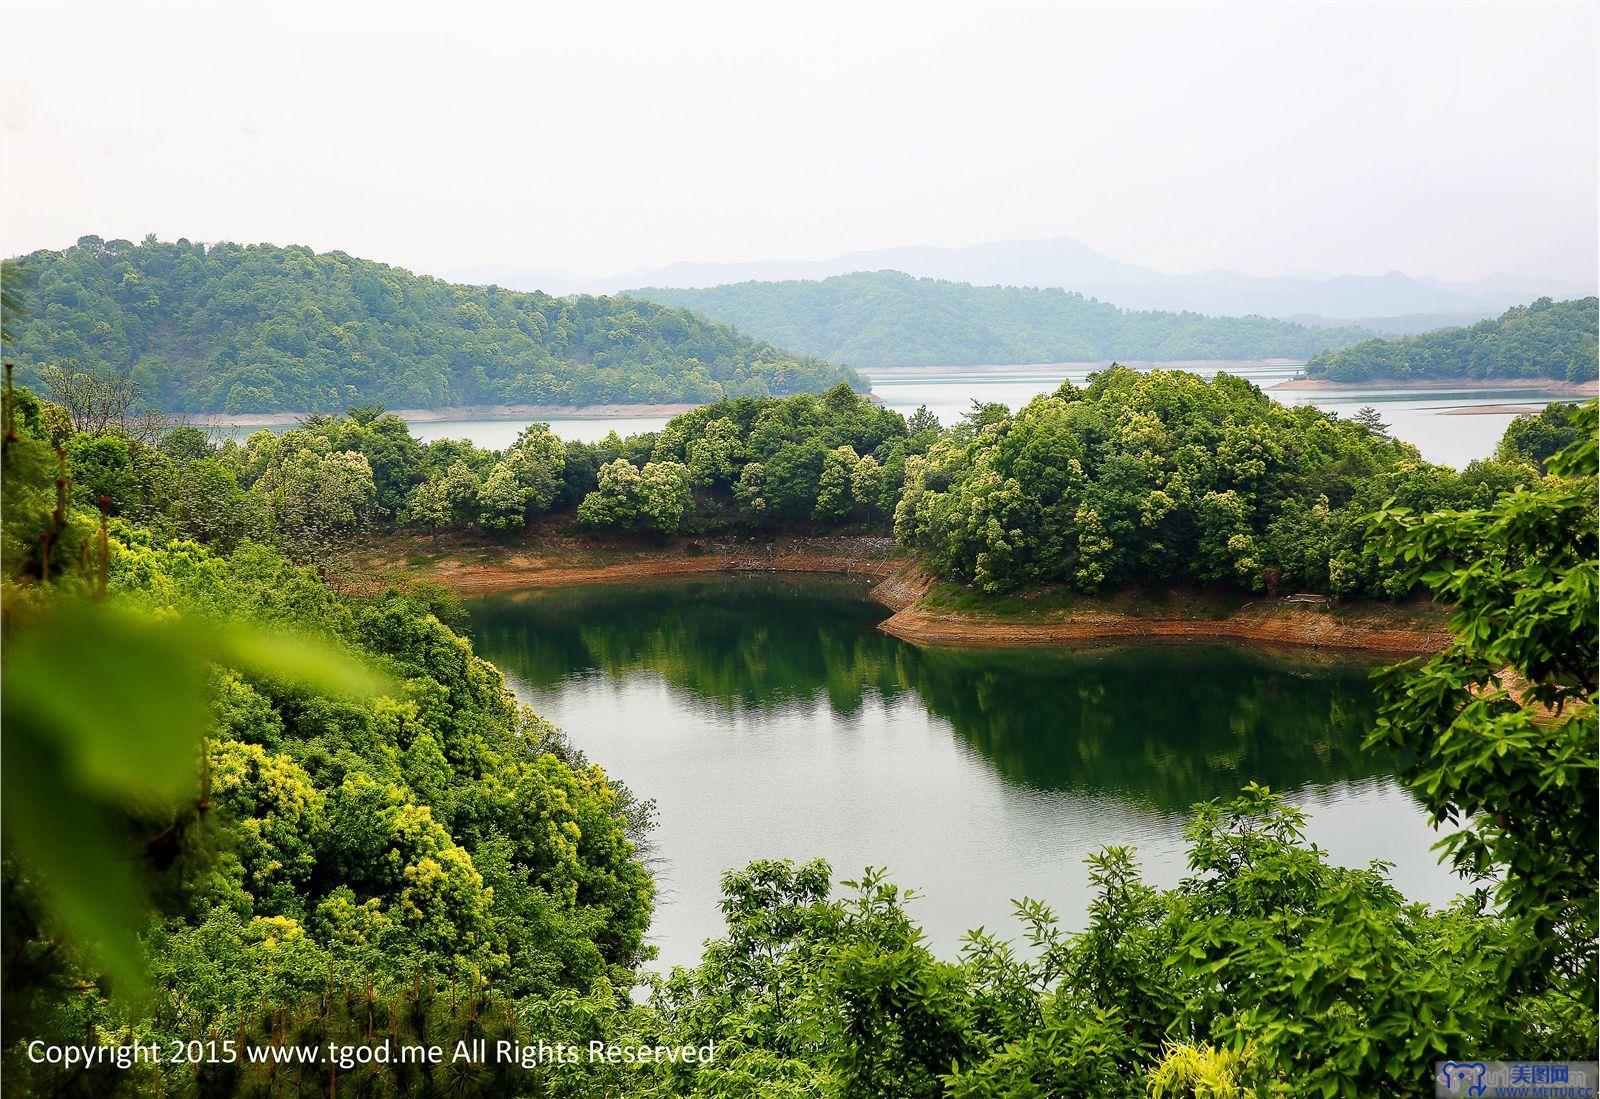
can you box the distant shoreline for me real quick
[192,402,703,429]
[1437,404,1548,416]
[1269,376,1597,395]
[183,371,1596,429]
[862,358,1304,376]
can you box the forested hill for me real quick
[629,271,1376,369]
[1302,296,1599,383]
[3,237,862,414]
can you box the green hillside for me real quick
[3,237,862,413]
[1303,296,1598,382]
[631,270,1375,368]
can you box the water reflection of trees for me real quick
[898,646,1391,809]
[466,577,909,712]
[466,579,1396,811]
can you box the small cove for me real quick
[463,573,1462,971]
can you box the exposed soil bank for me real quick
[405,535,904,595]
[1269,376,1597,395]
[877,585,1449,657]
[377,532,1450,656]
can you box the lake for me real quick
[464,574,1462,972]
[204,361,1574,467]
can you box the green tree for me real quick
[813,446,860,521]
[475,464,530,531]
[578,459,694,534]
[157,424,214,461]
[894,365,1510,598]
[1367,402,1598,1012]
[1495,401,1590,471]
[1351,405,1388,435]
[407,460,481,532]
[1305,297,1598,382]
[475,423,568,529]
[253,445,378,566]
[65,431,136,512]
[506,423,567,511]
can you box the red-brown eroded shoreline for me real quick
[381,533,1450,657]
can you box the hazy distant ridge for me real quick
[630,272,1376,370]
[451,236,1593,322]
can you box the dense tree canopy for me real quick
[2,237,862,413]
[2,379,656,1094]
[1368,404,1598,1005]
[20,361,1554,610]
[1495,400,1592,471]
[645,383,930,525]
[894,366,1535,597]
[633,271,1375,369]
[630,787,1587,1099]
[1304,297,1598,382]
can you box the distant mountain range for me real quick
[446,237,1593,324]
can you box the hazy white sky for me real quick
[2,0,1596,282]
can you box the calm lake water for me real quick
[205,361,1572,467]
[464,575,1462,971]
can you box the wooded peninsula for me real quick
[1302,296,1598,383]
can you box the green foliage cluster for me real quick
[48,412,385,571]
[577,459,695,534]
[3,238,862,413]
[629,790,1581,1099]
[1304,297,1598,382]
[230,383,928,540]
[18,399,558,565]
[1496,400,1592,471]
[1368,403,1598,1012]
[1,384,655,1094]
[634,271,1374,369]
[20,382,929,566]
[895,366,1536,596]
[640,383,934,527]
[57,366,1552,607]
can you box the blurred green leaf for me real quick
[213,627,389,699]
[1,725,148,994]
[5,605,212,802]
[1,599,390,995]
